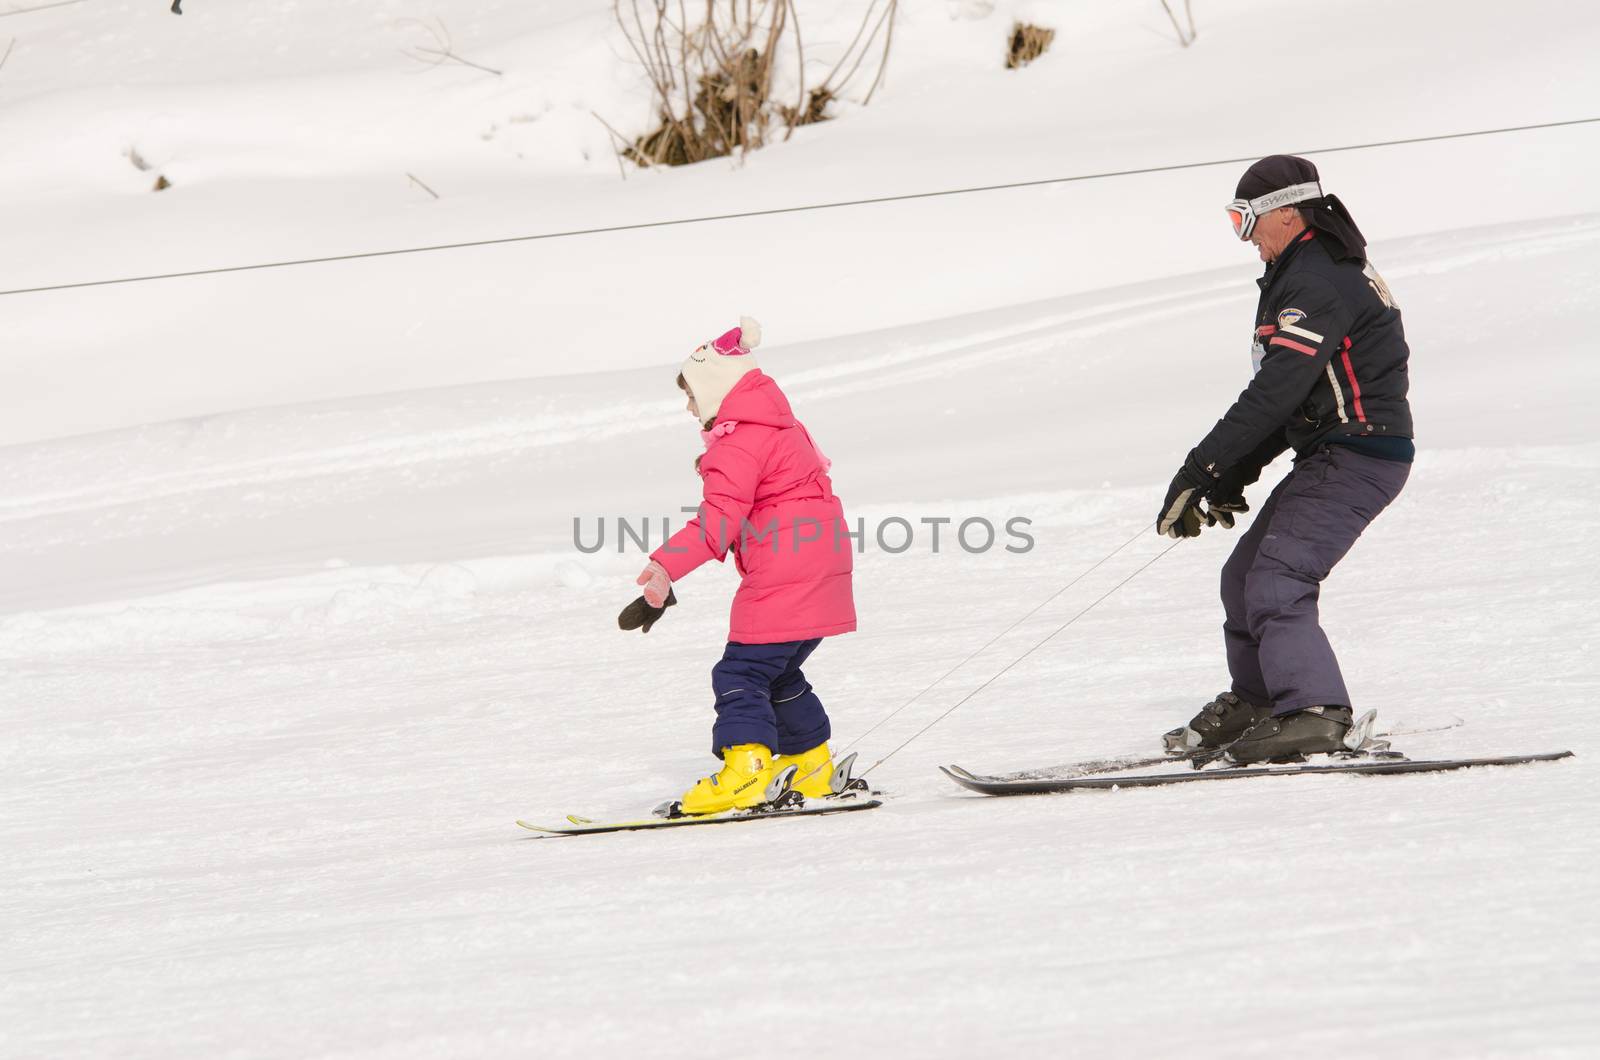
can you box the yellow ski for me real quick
[516,797,881,837]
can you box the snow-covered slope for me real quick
[2,0,1598,443]
[3,1,1599,1056]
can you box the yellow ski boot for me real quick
[774,742,837,799]
[679,744,776,816]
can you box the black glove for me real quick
[1157,463,1211,539]
[1200,430,1284,529]
[1203,483,1249,530]
[618,588,677,633]
[1203,501,1245,529]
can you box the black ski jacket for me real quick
[1189,229,1413,482]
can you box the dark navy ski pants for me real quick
[1222,445,1409,716]
[710,638,831,757]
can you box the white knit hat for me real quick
[680,316,762,422]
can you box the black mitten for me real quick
[618,588,677,633]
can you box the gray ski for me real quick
[941,751,1574,796]
[987,710,1466,782]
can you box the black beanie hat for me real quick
[1236,154,1367,262]
[1236,154,1320,200]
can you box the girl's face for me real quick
[684,387,701,422]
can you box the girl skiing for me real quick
[626,317,855,815]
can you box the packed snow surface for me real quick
[3,1,1598,1056]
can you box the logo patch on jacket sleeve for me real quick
[1277,308,1307,328]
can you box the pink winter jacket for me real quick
[650,370,856,645]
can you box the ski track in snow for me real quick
[5,212,1598,531]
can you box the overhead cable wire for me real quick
[2,115,1596,299]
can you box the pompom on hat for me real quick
[680,316,762,423]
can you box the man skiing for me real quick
[1157,155,1413,763]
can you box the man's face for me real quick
[1248,207,1305,263]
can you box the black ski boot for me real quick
[1163,691,1272,754]
[1226,706,1354,764]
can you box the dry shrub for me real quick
[1005,22,1055,69]
[781,86,835,130]
[1160,0,1198,48]
[612,0,896,168]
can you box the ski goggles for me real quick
[1226,181,1324,240]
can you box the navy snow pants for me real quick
[1222,445,1410,716]
[710,638,831,757]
